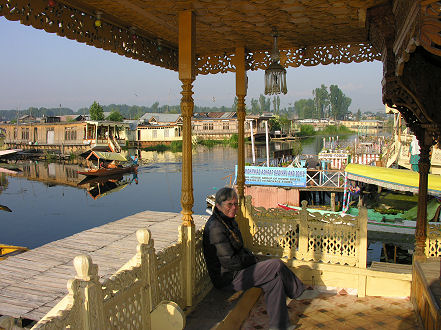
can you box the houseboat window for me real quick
[164,129,169,138]
[203,123,214,130]
[65,167,78,180]
[22,164,30,175]
[21,127,29,140]
[152,129,158,138]
[64,127,77,141]
[223,122,229,130]
[13,128,17,139]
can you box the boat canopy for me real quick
[345,164,441,197]
[0,149,22,158]
[86,151,127,162]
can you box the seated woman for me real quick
[203,187,304,330]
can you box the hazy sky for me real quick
[0,17,385,113]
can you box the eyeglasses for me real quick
[223,202,239,208]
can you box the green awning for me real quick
[345,163,441,197]
[86,151,127,161]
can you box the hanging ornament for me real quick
[95,12,102,28]
[264,30,287,95]
[48,0,56,7]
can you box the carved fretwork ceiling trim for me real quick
[196,43,381,75]
[0,0,178,71]
[1,0,382,75]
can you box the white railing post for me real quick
[298,200,309,259]
[73,255,105,329]
[357,207,368,297]
[136,229,154,329]
[179,223,195,308]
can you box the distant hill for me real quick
[0,103,236,121]
[78,104,235,119]
[0,107,75,121]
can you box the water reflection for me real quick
[77,173,136,200]
[0,136,362,248]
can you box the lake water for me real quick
[0,135,354,249]
[0,140,309,248]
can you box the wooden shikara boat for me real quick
[78,150,138,177]
[0,244,28,260]
[78,165,137,177]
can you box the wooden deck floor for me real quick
[0,210,207,321]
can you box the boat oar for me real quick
[0,205,12,212]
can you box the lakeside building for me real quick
[295,119,384,133]
[340,119,384,134]
[0,112,276,151]
[130,113,183,147]
[0,120,130,154]
[192,112,272,140]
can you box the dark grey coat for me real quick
[202,207,256,288]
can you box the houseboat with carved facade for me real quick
[0,120,130,155]
[130,113,183,147]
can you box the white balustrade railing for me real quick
[32,227,210,330]
[241,197,368,268]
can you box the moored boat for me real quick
[0,244,28,260]
[277,203,434,236]
[78,165,138,177]
[78,150,138,177]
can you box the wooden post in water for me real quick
[331,193,336,212]
[178,10,195,308]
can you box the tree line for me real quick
[0,84,358,122]
[294,84,351,120]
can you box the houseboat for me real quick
[0,120,130,155]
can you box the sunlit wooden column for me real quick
[415,132,432,258]
[178,10,195,308]
[235,47,247,200]
[179,10,195,226]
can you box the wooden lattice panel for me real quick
[245,197,363,266]
[193,228,212,300]
[156,243,184,308]
[426,223,441,257]
[106,286,143,329]
[251,219,300,257]
[305,219,357,266]
[248,202,302,257]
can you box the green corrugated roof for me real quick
[87,151,127,161]
[345,163,441,197]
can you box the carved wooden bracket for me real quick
[368,1,441,145]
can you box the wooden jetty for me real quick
[0,210,207,321]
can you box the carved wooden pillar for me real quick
[179,10,195,226]
[235,47,247,200]
[415,139,431,257]
[180,79,194,225]
[178,10,195,308]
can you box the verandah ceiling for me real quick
[0,0,386,73]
